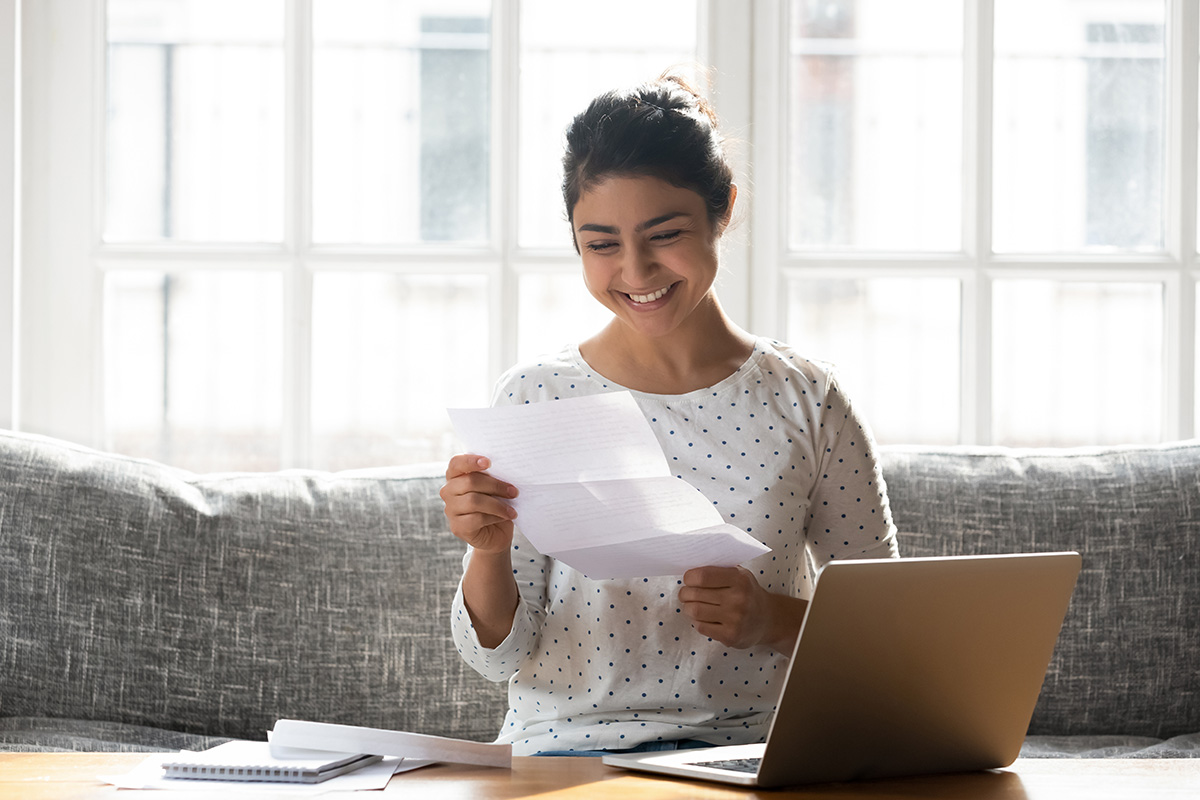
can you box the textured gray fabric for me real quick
[0,716,230,752]
[0,430,505,744]
[1021,733,1200,759]
[3,429,1198,754]
[880,441,1200,739]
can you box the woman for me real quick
[440,73,898,756]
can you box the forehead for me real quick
[572,174,706,224]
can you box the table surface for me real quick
[3,752,1199,799]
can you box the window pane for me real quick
[994,0,1166,253]
[104,271,284,470]
[517,272,615,362]
[312,0,491,245]
[106,0,285,242]
[993,280,1162,445]
[518,1,699,249]
[785,277,960,444]
[311,273,489,470]
[787,0,963,252]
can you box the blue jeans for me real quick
[534,738,713,757]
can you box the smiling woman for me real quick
[440,73,900,758]
[562,76,746,393]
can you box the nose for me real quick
[620,240,659,283]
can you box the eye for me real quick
[650,230,682,243]
[585,241,618,253]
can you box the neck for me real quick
[580,295,756,395]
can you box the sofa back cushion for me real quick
[6,429,1197,743]
[0,430,505,741]
[881,441,1200,738]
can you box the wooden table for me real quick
[2,752,1198,799]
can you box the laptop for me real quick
[603,552,1081,788]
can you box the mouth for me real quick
[623,284,676,305]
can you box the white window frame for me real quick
[17,0,753,466]
[14,0,1200,461]
[750,0,1200,444]
[0,0,17,431]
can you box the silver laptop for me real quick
[603,552,1081,788]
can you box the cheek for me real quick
[580,261,611,297]
[673,247,720,287]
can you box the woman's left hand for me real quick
[679,566,807,653]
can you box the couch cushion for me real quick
[881,441,1200,739]
[0,717,230,753]
[1020,733,1200,759]
[0,430,504,743]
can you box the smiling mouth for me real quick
[625,285,674,304]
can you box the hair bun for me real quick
[657,68,719,127]
[561,66,735,250]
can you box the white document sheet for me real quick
[98,749,428,795]
[448,391,771,579]
[268,720,511,769]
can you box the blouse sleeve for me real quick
[449,371,551,682]
[450,526,549,682]
[805,371,899,570]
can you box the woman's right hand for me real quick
[440,454,519,554]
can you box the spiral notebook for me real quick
[161,741,381,784]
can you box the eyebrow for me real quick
[576,212,690,235]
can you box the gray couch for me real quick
[1,429,1197,757]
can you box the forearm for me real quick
[462,548,520,649]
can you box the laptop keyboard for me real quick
[688,756,761,774]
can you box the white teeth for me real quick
[629,286,670,304]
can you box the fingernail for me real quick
[477,456,489,468]
[507,485,519,498]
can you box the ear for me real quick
[718,184,738,234]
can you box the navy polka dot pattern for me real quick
[450,338,898,755]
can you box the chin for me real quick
[617,317,683,340]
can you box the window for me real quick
[24,0,699,472]
[779,0,965,444]
[17,0,1200,470]
[310,0,490,245]
[756,0,1196,447]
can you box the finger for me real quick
[460,471,519,498]
[441,470,519,501]
[449,512,515,538]
[445,453,493,480]
[690,620,730,644]
[683,565,738,588]
[445,492,517,522]
[681,602,726,626]
[678,585,724,606]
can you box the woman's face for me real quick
[572,174,727,342]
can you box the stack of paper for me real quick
[99,719,511,793]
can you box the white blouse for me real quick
[451,338,898,755]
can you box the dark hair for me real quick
[561,72,734,250]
